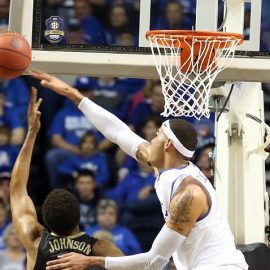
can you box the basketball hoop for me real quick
[146,30,243,119]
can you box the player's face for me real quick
[148,127,168,167]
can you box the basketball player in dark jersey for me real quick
[10,88,123,270]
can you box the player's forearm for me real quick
[82,254,148,270]
[106,224,186,270]
[66,87,84,106]
[78,97,147,159]
[63,86,147,160]
[86,256,105,268]
[10,130,37,194]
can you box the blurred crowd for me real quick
[41,0,270,50]
[0,0,269,269]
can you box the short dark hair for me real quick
[169,119,197,159]
[97,199,118,212]
[141,115,162,129]
[42,189,80,236]
[76,169,96,180]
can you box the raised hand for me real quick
[29,69,84,105]
[28,87,42,133]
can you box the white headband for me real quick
[162,120,195,158]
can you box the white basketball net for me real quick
[147,33,242,119]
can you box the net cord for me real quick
[149,34,240,119]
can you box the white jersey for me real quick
[154,162,248,270]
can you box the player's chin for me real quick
[148,156,157,167]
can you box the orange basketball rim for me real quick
[146,30,244,73]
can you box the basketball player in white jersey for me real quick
[30,70,248,270]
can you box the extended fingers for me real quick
[46,258,71,269]
[46,253,78,270]
[30,87,38,104]
[36,97,42,109]
[46,262,71,270]
[40,79,53,88]
[46,253,75,267]
[30,87,42,109]
[58,252,76,258]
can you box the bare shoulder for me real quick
[136,142,151,164]
[92,240,124,257]
[167,178,209,235]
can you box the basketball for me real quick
[0,32,31,79]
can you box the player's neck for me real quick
[69,226,81,236]
[162,155,189,171]
[54,226,81,237]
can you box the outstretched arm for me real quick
[45,240,124,270]
[10,88,43,252]
[46,180,209,270]
[92,239,124,257]
[30,70,150,164]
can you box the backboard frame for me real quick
[8,0,270,82]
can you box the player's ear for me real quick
[164,138,173,151]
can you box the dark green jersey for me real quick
[33,231,97,270]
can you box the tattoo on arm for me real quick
[170,190,194,224]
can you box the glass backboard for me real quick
[9,0,270,82]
